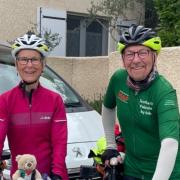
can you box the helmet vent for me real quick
[37,44,43,47]
[15,43,20,47]
[29,41,37,45]
[21,40,28,45]
[154,41,160,44]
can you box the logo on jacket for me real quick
[40,116,51,120]
[117,90,129,103]
[72,147,83,158]
[139,99,153,116]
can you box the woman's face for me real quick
[15,49,45,84]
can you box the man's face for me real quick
[122,45,156,81]
[15,49,44,83]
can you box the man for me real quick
[0,32,68,179]
[101,25,180,180]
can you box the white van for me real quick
[0,41,105,179]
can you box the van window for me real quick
[41,68,80,104]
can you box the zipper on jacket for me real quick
[135,90,139,96]
[28,90,34,124]
[28,90,33,106]
[129,91,137,155]
[20,83,34,123]
[133,92,138,154]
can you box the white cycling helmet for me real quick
[11,32,49,59]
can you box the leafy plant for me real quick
[30,23,62,51]
[86,96,104,114]
[144,0,158,28]
[87,0,144,41]
[8,23,61,52]
[153,0,180,46]
[42,30,61,52]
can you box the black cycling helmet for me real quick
[117,25,161,53]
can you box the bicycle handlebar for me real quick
[1,151,11,160]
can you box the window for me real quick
[67,14,108,57]
[67,15,80,56]
[86,21,102,56]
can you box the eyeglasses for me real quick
[123,49,151,61]
[16,57,42,65]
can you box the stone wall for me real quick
[47,46,180,102]
[47,56,109,100]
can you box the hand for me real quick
[50,173,62,180]
[0,160,7,171]
[101,148,121,165]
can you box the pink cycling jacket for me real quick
[0,84,68,179]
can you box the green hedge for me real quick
[87,97,104,114]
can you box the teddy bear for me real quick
[12,154,42,180]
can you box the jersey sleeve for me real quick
[103,73,117,109]
[157,90,180,141]
[51,95,68,179]
[0,95,8,159]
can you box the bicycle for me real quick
[80,155,124,180]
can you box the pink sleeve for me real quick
[0,95,8,159]
[51,95,68,179]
